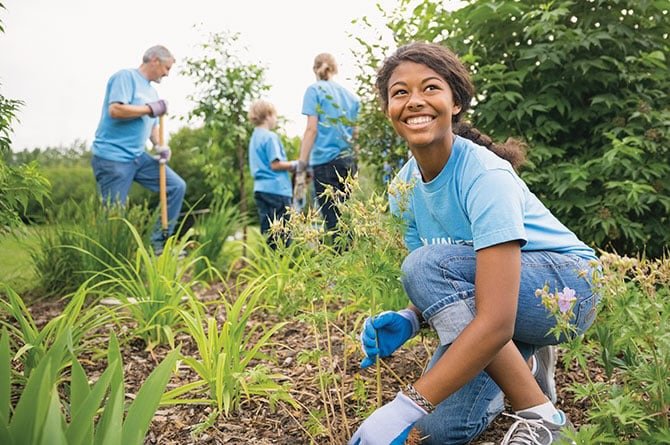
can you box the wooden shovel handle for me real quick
[159,115,168,232]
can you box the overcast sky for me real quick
[0,0,408,151]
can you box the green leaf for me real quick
[67,359,115,445]
[121,348,179,445]
[0,329,10,424]
[9,332,67,443]
[38,388,67,445]
[94,334,123,445]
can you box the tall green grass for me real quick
[30,197,152,297]
[95,221,211,349]
[193,194,247,280]
[0,282,117,380]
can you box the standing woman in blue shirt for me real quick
[350,42,601,445]
[295,53,360,234]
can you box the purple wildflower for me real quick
[557,287,576,313]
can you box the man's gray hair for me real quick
[143,45,174,63]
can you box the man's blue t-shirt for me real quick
[389,135,597,261]
[301,80,360,166]
[92,69,159,162]
[248,127,292,198]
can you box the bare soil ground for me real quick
[28,287,600,445]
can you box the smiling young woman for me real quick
[386,60,463,181]
[350,42,601,445]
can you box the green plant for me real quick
[183,30,269,219]
[31,198,152,296]
[194,193,246,278]
[236,228,328,315]
[164,277,295,417]
[0,3,50,233]
[538,253,670,443]
[96,220,210,349]
[0,328,178,445]
[0,282,117,380]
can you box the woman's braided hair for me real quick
[376,42,527,170]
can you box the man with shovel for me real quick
[91,45,186,256]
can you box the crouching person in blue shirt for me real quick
[351,42,601,445]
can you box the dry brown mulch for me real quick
[26,288,600,445]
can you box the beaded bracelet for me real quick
[404,384,435,413]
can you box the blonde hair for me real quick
[248,100,276,126]
[313,53,338,80]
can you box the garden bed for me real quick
[28,289,600,445]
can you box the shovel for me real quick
[158,115,168,238]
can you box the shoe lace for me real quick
[500,413,552,445]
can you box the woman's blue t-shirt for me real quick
[389,135,597,261]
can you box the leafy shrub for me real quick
[352,0,670,257]
[543,253,670,443]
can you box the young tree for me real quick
[0,2,49,232]
[182,31,270,225]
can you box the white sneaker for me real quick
[533,346,557,404]
[500,410,576,445]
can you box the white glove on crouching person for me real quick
[349,390,430,445]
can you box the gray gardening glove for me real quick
[153,145,171,162]
[147,99,168,117]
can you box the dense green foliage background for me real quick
[353,0,670,257]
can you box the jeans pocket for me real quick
[429,296,477,346]
[573,293,599,334]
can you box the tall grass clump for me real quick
[163,277,296,426]
[97,220,213,349]
[193,194,246,279]
[31,197,152,297]
[0,282,117,381]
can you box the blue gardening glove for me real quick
[147,99,168,117]
[349,391,427,445]
[360,309,420,369]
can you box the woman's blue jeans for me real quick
[254,191,292,249]
[401,244,599,445]
[91,153,186,251]
[312,155,357,232]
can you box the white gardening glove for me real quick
[153,145,171,162]
[292,160,307,209]
[349,391,427,445]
